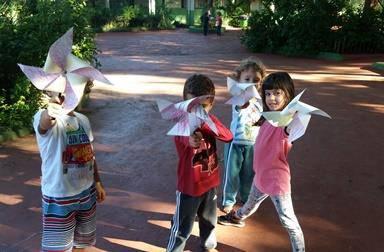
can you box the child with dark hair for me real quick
[167,74,233,252]
[218,72,305,252]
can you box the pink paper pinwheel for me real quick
[18,28,111,113]
[157,96,218,136]
[226,77,262,106]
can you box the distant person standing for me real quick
[201,11,210,36]
[215,12,223,36]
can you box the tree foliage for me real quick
[0,0,97,133]
[242,0,384,55]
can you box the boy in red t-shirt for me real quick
[166,74,233,252]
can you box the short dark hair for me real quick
[183,74,215,100]
[261,72,295,111]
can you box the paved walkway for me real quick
[0,29,383,251]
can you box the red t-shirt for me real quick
[174,114,233,196]
[215,16,222,26]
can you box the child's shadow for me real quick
[95,203,244,252]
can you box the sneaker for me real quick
[218,211,245,228]
[220,205,233,214]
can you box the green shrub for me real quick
[0,0,98,134]
[241,0,383,56]
[102,4,174,31]
[157,4,174,30]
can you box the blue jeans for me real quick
[237,185,305,251]
[222,142,254,208]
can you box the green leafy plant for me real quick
[241,0,383,56]
[0,0,98,134]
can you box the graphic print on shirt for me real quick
[192,140,218,181]
[62,124,94,178]
[238,105,260,140]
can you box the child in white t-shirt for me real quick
[34,93,106,251]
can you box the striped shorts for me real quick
[42,185,97,251]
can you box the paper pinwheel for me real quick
[225,77,262,106]
[157,96,218,136]
[18,28,111,113]
[262,90,331,142]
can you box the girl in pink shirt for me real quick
[218,72,305,251]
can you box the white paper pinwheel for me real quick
[226,77,262,106]
[262,90,331,142]
[18,28,111,113]
[157,96,218,136]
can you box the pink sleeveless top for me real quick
[253,121,292,195]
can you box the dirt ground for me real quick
[0,29,384,251]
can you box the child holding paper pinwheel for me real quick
[165,74,232,252]
[18,28,109,252]
[221,57,266,214]
[218,72,330,251]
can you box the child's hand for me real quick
[95,182,106,203]
[47,102,64,119]
[47,94,65,118]
[189,131,203,148]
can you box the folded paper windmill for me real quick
[157,96,218,136]
[18,28,111,114]
[225,77,262,106]
[262,90,331,142]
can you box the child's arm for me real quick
[38,109,56,135]
[38,95,65,134]
[94,160,106,203]
[175,135,200,149]
[200,115,233,142]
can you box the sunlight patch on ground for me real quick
[338,84,369,89]
[215,220,288,250]
[0,176,13,182]
[104,188,175,214]
[300,215,343,232]
[93,143,119,153]
[94,74,229,101]
[28,207,41,213]
[150,219,288,251]
[97,220,125,230]
[103,237,165,252]
[128,57,172,64]
[291,72,383,83]
[351,102,384,113]
[95,74,184,96]
[24,177,41,187]
[0,194,23,205]
[148,219,199,236]
[0,154,9,159]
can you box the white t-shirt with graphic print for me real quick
[33,110,95,197]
